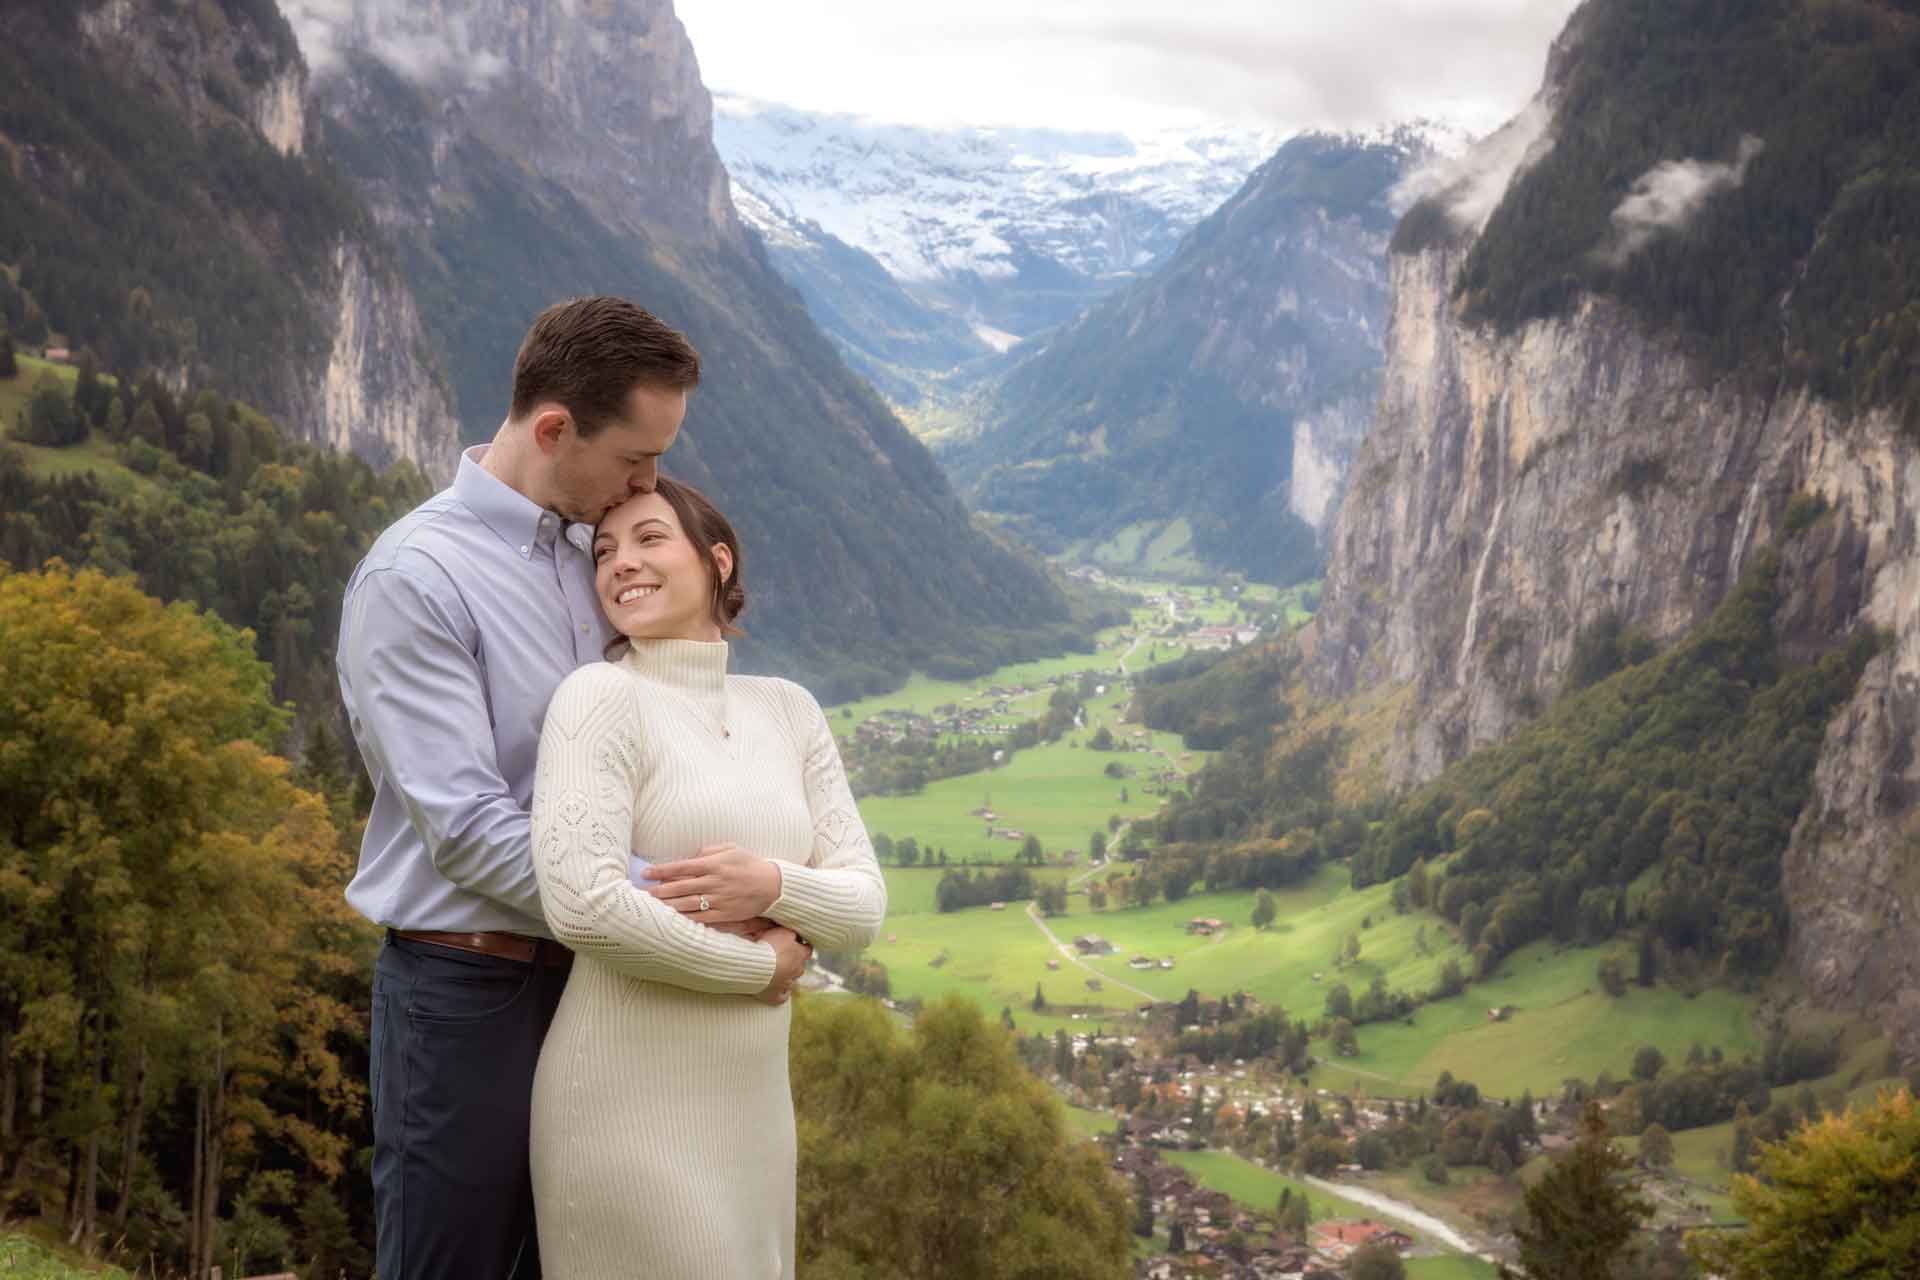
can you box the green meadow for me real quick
[1163,1148,1373,1222]
[868,896,1148,1031]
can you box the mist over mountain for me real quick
[713,97,1279,400]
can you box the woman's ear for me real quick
[712,541,735,584]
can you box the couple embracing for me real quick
[337,296,886,1278]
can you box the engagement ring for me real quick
[699,894,710,913]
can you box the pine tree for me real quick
[0,327,16,378]
[1504,1101,1651,1280]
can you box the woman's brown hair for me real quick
[647,476,746,635]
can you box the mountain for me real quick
[713,98,1279,397]
[302,0,1076,699]
[941,127,1458,584]
[1304,0,1920,1058]
[0,0,457,474]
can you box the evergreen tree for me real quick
[0,327,15,378]
[1167,1218,1186,1253]
[1639,1122,1674,1168]
[1504,1101,1651,1280]
[1133,1176,1154,1238]
[1252,889,1276,929]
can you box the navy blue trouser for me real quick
[371,935,570,1280]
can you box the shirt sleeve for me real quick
[766,684,888,949]
[533,667,777,994]
[342,562,543,919]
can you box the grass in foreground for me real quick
[0,1233,128,1279]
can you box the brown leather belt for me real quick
[392,929,573,970]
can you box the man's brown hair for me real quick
[511,296,701,437]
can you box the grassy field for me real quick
[1163,1148,1372,1222]
[869,898,1149,1031]
[1406,1256,1500,1280]
[1,355,148,494]
[0,1233,126,1279]
[853,648,1209,860]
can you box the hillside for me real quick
[0,0,457,474]
[303,0,1080,698]
[943,130,1442,584]
[1292,0,1920,1060]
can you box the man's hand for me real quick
[755,927,812,1006]
[647,842,781,924]
[706,916,777,941]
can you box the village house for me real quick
[1074,934,1115,955]
[1186,917,1227,936]
[1310,1220,1414,1260]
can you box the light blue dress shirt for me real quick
[338,447,618,937]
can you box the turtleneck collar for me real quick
[619,638,732,736]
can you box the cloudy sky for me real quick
[674,0,1583,135]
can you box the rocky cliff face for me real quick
[314,0,738,250]
[304,0,1072,691]
[57,0,459,477]
[1308,101,1920,1058]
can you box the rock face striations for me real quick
[0,0,459,476]
[943,130,1450,584]
[1307,0,1920,1058]
[306,0,1069,692]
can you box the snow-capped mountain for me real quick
[711,95,1284,397]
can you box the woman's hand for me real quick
[647,842,782,924]
[755,927,812,1006]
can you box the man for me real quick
[337,297,804,1278]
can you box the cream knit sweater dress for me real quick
[528,639,886,1279]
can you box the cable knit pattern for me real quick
[529,639,885,1278]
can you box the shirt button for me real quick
[520,545,530,556]
[579,624,589,633]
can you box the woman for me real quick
[529,478,886,1278]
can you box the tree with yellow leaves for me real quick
[0,565,369,1269]
[1687,1087,1920,1279]
[790,995,1131,1278]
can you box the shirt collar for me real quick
[455,445,551,557]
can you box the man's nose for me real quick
[631,459,658,493]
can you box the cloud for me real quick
[1602,135,1764,265]
[281,0,508,90]
[674,0,1581,135]
[1392,96,1555,229]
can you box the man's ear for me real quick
[530,407,573,455]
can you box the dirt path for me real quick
[1298,1172,1498,1262]
[1025,901,1160,1002]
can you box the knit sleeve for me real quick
[765,683,888,949]
[533,667,776,994]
